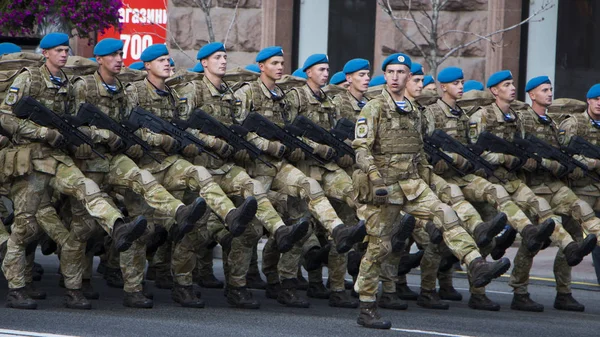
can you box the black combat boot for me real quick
[6,288,37,310]
[123,291,153,308]
[172,197,207,243]
[146,226,168,256]
[511,293,543,312]
[491,226,517,260]
[246,272,267,290]
[104,267,124,288]
[357,301,391,329]
[154,271,174,289]
[329,290,358,308]
[417,289,449,310]
[438,286,463,301]
[224,197,258,237]
[112,216,147,252]
[277,278,310,308]
[304,245,330,271]
[438,255,459,272]
[473,213,507,248]
[468,293,500,311]
[0,240,7,261]
[32,262,44,281]
[172,284,205,308]
[64,289,92,310]
[25,282,46,300]
[396,283,419,301]
[265,282,281,299]
[426,221,443,244]
[307,281,330,299]
[563,234,597,267]
[347,251,362,277]
[227,286,260,309]
[274,218,310,253]
[554,292,585,312]
[197,274,224,289]
[521,219,555,253]
[146,266,156,281]
[397,250,424,276]
[391,213,416,252]
[39,233,57,255]
[297,272,309,290]
[378,292,408,310]
[82,279,99,300]
[332,221,367,254]
[468,257,511,288]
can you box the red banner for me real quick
[99,0,168,66]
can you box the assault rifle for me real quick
[423,138,467,176]
[75,103,161,163]
[172,109,274,168]
[425,129,505,183]
[331,117,355,141]
[241,112,325,165]
[520,133,600,182]
[125,106,217,159]
[563,135,600,159]
[13,96,105,159]
[291,115,355,162]
[470,131,534,172]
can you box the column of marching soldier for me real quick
[0,33,598,330]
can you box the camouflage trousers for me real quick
[3,161,122,289]
[354,180,481,302]
[510,180,598,294]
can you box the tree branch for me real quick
[402,0,433,44]
[223,0,241,45]
[438,0,555,65]
[378,0,429,58]
[197,0,216,43]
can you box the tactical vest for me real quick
[572,113,600,146]
[77,74,127,122]
[335,91,362,122]
[0,52,44,101]
[290,85,337,129]
[478,105,520,141]
[23,67,70,115]
[373,98,422,155]
[244,80,290,127]
[130,80,181,120]
[518,107,560,146]
[196,79,237,126]
[428,101,469,145]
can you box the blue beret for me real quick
[188,63,204,73]
[423,75,435,87]
[129,61,145,70]
[93,38,123,56]
[381,53,411,71]
[88,57,97,63]
[169,58,175,67]
[369,75,386,87]
[410,62,424,75]
[197,42,225,60]
[463,80,484,92]
[292,68,307,79]
[343,58,370,75]
[140,44,169,62]
[587,84,600,99]
[525,76,551,92]
[40,32,69,49]
[256,46,283,63]
[438,67,464,83]
[245,64,260,73]
[486,70,513,88]
[0,42,21,55]
[302,54,329,72]
[330,71,347,85]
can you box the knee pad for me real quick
[571,199,596,222]
[529,195,553,218]
[300,177,325,201]
[11,216,41,246]
[372,235,392,261]
[79,178,102,197]
[138,169,158,186]
[431,201,460,230]
[440,183,465,205]
[187,165,214,189]
[484,184,511,207]
[243,179,267,200]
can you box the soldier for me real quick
[124,43,259,308]
[234,46,365,308]
[69,38,208,308]
[0,32,147,310]
[469,70,596,311]
[332,58,370,121]
[329,71,349,88]
[464,80,484,93]
[176,41,310,308]
[423,75,436,91]
[353,53,510,329]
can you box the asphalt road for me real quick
[0,252,599,337]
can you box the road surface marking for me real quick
[391,328,475,337]
[0,329,78,337]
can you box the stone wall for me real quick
[167,0,263,69]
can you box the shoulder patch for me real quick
[179,97,187,103]
[8,87,19,93]
[559,129,566,135]
[469,122,477,128]
[355,117,368,138]
[4,87,19,106]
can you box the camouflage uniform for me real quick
[469,103,579,294]
[70,72,189,293]
[124,78,240,289]
[0,66,124,290]
[332,89,368,122]
[175,76,287,288]
[234,79,344,285]
[353,88,481,302]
